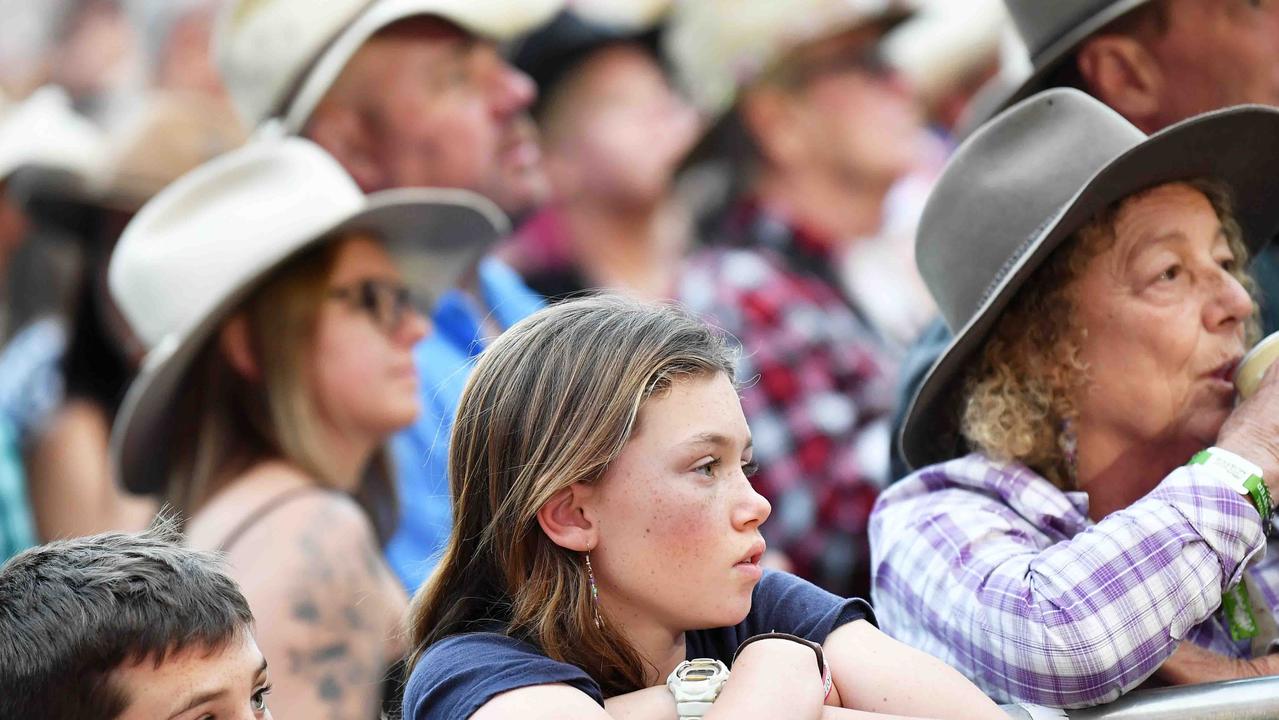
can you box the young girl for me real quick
[404,296,1003,719]
[107,136,505,719]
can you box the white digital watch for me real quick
[666,658,730,719]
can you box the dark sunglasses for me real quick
[327,279,425,334]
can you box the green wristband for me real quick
[1246,474,1273,525]
[1189,449,1271,525]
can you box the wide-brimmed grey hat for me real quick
[900,88,1279,469]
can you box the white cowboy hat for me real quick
[108,136,508,493]
[214,0,565,133]
[0,86,106,191]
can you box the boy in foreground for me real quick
[0,521,272,719]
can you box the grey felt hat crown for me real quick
[900,88,1279,470]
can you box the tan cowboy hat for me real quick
[900,88,1279,469]
[108,136,508,493]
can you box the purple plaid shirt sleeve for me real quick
[870,454,1268,708]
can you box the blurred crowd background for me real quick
[0,0,1009,569]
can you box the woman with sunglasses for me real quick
[107,137,506,719]
[402,296,1003,719]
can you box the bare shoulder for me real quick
[198,469,406,719]
[212,479,397,613]
[187,462,374,556]
[34,399,110,455]
[51,397,111,433]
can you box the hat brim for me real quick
[282,0,562,133]
[966,0,1152,131]
[111,187,507,495]
[899,104,1279,470]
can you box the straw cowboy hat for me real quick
[214,0,564,133]
[900,88,1279,469]
[108,137,508,493]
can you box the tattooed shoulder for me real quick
[283,493,397,719]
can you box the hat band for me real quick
[963,210,1060,330]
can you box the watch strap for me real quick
[675,700,715,720]
[733,632,831,700]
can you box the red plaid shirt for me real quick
[679,202,898,597]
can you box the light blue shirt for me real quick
[0,418,34,563]
[385,258,543,590]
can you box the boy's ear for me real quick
[536,483,598,552]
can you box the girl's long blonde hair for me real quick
[407,296,736,696]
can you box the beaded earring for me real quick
[585,551,603,629]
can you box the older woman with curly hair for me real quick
[870,88,1279,709]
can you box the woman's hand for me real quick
[1220,357,1279,497]
[1156,642,1279,685]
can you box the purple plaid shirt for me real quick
[870,453,1277,708]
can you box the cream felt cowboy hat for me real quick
[214,0,564,133]
[108,136,508,494]
[899,88,1279,469]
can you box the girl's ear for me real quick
[536,482,598,552]
[218,314,261,381]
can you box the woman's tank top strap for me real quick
[214,485,322,554]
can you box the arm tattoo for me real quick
[284,502,392,720]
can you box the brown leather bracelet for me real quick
[732,632,831,699]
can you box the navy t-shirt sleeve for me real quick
[403,633,604,719]
[686,570,876,662]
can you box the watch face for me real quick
[683,667,718,681]
[675,659,728,684]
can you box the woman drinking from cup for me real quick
[873,88,1279,708]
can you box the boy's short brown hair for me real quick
[0,519,254,720]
